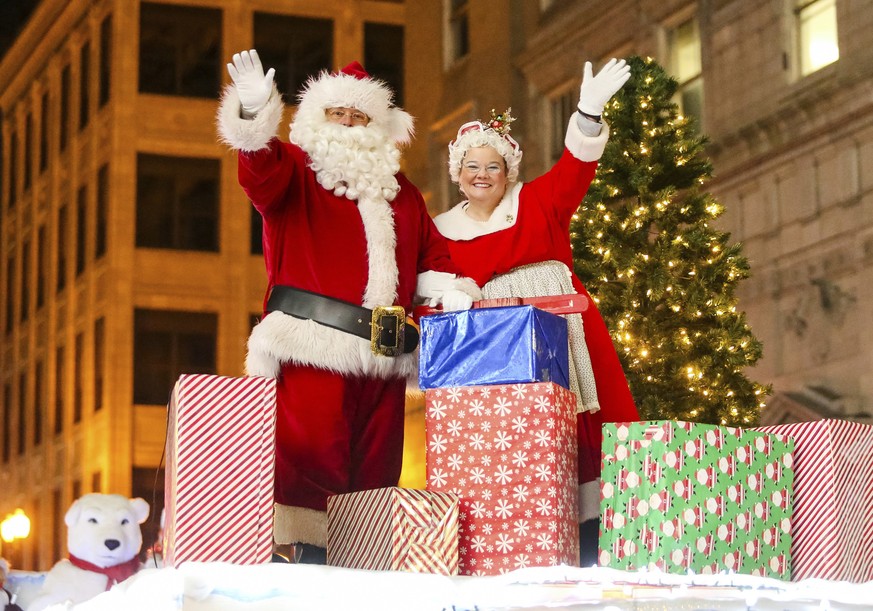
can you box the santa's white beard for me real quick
[290,121,402,202]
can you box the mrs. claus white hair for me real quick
[448,121,523,184]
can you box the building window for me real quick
[57,204,68,293]
[139,3,222,98]
[136,154,219,251]
[9,130,17,206]
[80,42,91,131]
[54,345,64,435]
[76,186,87,276]
[74,332,84,423]
[133,466,164,555]
[364,23,404,107]
[60,65,70,152]
[550,90,575,164]
[133,309,217,405]
[2,383,10,463]
[24,114,32,191]
[99,15,112,107]
[5,255,14,334]
[40,93,49,173]
[96,165,108,259]
[446,0,470,66]
[18,372,26,455]
[34,360,44,446]
[798,0,838,76]
[20,238,30,322]
[253,13,333,99]
[51,489,62,560]
[37,225,46,309]
[250,206,263,256]
[94,317,104,412]
[667,17,703,121]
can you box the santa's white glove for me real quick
[441,289,474,312]
[226,49,275,117]
[577,58,631,118]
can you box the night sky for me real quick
[0,0,42,62]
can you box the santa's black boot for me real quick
[579,519,599,567]
[294,543,328,565]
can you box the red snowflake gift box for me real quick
[756,419,873,582]
[425,382,579,576]
[326,487,460,575]
[164,374,277,566]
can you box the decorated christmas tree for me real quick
[571,56,770,425]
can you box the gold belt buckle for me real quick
[371,305,406,357]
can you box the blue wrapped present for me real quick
[419,305,569,390]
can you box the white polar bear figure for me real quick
[26,493,149,611]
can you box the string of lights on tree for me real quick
[571,56,770,425]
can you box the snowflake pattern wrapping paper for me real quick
[425,382,579,576]
[599,421,794,579]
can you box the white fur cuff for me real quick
[453,276,483,301]
[565,112,610,162]
[217,83,284,152]
[273,504,327,547]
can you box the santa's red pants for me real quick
[273,364,407,510]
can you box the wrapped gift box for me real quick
[419,305,569,390]
[163,374,277,566]
[327,487,459,575]
[599,421,794,579]
[756,419,873,582]
[425,382,579,575]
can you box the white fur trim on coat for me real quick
[246,311,417,380]
[433,183,523,241]
[273,503,327,547]
[217,83,285,152]
[294,71,414,145]
[565,111,610,162]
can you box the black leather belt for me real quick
[266,285,419,357]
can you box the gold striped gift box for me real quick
[756,419,873,582]
[327,487,459,575]
[163,374,277,566]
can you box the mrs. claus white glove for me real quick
[441,289,474,312]
[226,49,276,117]
[577,58,631,118]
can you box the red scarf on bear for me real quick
[68,555,140,591]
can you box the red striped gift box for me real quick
[756,419,873,582]
[327,487,459,575]
[163,374,277,566]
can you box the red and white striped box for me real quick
[326,487,459,575]
[756,419,873,582]
[425,382,579,576]
[163,374,277,566]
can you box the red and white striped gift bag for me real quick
[756,419,873,582]
[163,374,277,566]
[327,487,459,575]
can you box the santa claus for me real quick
[217,50,479,562]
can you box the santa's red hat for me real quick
[293,62,414,144]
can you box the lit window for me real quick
[550,90,575,165]
[798,0,839,76]
[668,17,703,121]
[253,13,332,98]
[446,0,469,66]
